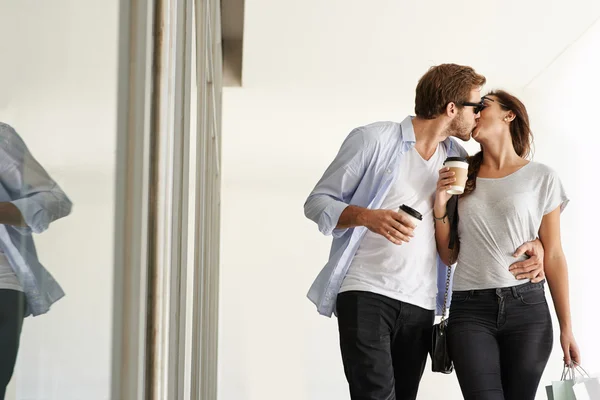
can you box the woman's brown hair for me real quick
[462,90,534,196]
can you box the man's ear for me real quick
[446,102,457,118]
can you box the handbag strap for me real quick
[440,264,452,325]
[447,195,459,250]
[440,194,459,326]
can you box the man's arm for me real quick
[303,127,414,243]
[0,124,73,233]
[508,238,545,282]
[0,202,26,227]
[304,128,369,236]
[336,205,415,245]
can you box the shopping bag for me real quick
[548,380,576,400]
[546,363,600,400]
[571,363,600,400]
[546,364,577,400]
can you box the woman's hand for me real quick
[434,167,456,214]
[560,329,581,366]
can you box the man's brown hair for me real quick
[415,64,486,119]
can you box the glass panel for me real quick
[0,2,119,399]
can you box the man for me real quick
[0,122,72,399]
[304,64,544,400]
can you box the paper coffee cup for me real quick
[444,157,469,195]
[398,204,423,227]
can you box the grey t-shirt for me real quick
[453,161,568,291]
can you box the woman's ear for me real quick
[504,111,516,122]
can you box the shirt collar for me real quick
[400,115,416,144]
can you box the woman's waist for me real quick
[452,280,545,298]
[453,256,530,291]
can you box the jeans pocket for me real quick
[519,289,546,305]
[337,294,385,342]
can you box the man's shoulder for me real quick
[351,121,401,143]
[0,122,16,136]
[359,120,400,131]
[443,137,468,157]
[0,123,21,150]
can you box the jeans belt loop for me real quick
[511,286,519,298]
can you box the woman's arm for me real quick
[538,206,580,365]
[434,204,459,265]
[434,167,459,265]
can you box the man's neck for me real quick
[411,117,449,161]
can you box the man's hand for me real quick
[508,238,545,282]
[359,209,415,245]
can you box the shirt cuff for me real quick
[10,199,47,234]
[318,200,349,237]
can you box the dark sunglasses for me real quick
[461,101,486,114]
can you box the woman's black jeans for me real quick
[0,289,26,400]
[447,281,553,400]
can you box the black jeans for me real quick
[0,290,26,400]
[447,281,553,400]
[336,291,435,400]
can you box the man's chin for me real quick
[456,131,472,141]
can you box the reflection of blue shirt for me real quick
[0,123,72,317]
[304,116,467,317]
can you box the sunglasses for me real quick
[461,101,487,114]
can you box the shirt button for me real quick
[386,169,392,174]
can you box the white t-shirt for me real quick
[453,162,568,291]
[339,145,447,310]
[0,250,23,292]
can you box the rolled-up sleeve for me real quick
[11,189,72,234]
[304,128,371,236]
[0,124,73,234]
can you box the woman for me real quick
[433,90,579,400]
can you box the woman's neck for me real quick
[480,136,524,171]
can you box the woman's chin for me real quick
[471,128,482,142]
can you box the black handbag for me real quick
[430,263,453,373]
[430,195,459,374]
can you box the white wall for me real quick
[521,19,600,394]
[0,1,118,399]
[219,21,600,400]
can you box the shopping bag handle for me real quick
[561,361,590,381]
[572,361,590,378]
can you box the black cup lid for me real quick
[399,204,423,220]
[444,156,468,163]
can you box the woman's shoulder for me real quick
[526,161,562,181]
